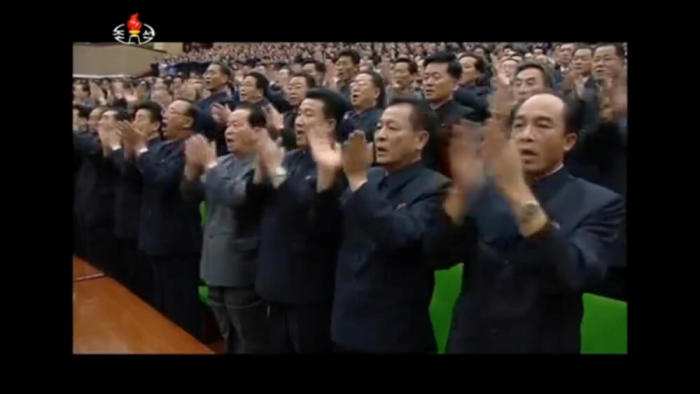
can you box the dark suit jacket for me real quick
[331,162,451,353]
[109,138,162,240]
[248,149,342,305]
[73,131,117,230]
[136,138,203,257]
[424,99,477,175]
[338,108,384,142]
[195,91,235,157]
[181,154,262,287]
[425,167,624,353]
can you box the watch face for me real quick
[519,202,542,224]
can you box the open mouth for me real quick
[519,148,538,158]
[375,146,388,155]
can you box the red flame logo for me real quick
[127,13,142,32]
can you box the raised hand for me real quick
[211,102,232,126]
[117,121,147,152]
[308,123,342,191]
[482,113,525,198]
[449,120,485,195]
[342,131,373,191]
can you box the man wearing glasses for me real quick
[119,99,205,339]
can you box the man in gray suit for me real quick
[181,102,270,353]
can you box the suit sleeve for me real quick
[505,194,625,294]
[73,132,101,162]
[345,175,450,252]
[180,173,205,203]
[203,164,253,208]
[423,211,479,270]
[136,148,185,191]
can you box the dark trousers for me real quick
[82,225,117,276]
[209,286,271,354]
[268,301,332,354]
[117,238,154,305]
[149,254,203,340]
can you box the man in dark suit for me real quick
[279,72,316,151]
[180,103,270,353]
[73,106,119,275]
[196,62,235,157]
[310,97,450,353]
[107,102,163,303]
[337,70,384,143]
[422,51,479,174]
[426,91,625,353]
[119,99,204,339]
[247,88,345,353]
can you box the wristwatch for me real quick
[272,166,287,178]
[517,201,543,225]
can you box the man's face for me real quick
[474,47,485,58]
[136,84,149,100]
[204,64,229,92]
[336,55,358,83]
[88,108,103,133]
[423,62,457,104]
[163,100,193,140]
[514,68,547,103]
[392,61,414,89]
[374,104,428,169]
[511,94,577,177]
[571,48,593,77]
[351,73,379,111]
[190,78,205,94]
[287,76,309,107]
[294,98,334,148]
[225,108,259,155]
[240,76,263,104]
[276,68,291,88]
[98,110,118,135]
[172,78,183,90]
[533,48,544,56]
[592,45,623,81]
[133,108,160,138]
[73,85,88,101]
[558,43,575,66]
[302,63,321,85]
[73,109,87,131]
[459,56,480,85]
[500,59,519,80]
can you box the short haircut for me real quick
[357,71,386,109]
[134,101,163,124]
[515,62,554,88]
[76,82,90,94]
[424,51,462,80]
[103,107,131,122]
[209,61,232,80]
[304,88,346,131]
[387,97,438,136]
[395,57,418,74]
[574,44,593,56]
[243,58,257,68]
[501,57,520,66]
[274,62,290,71]
[244,72,270,92]
[290,72,317,89]
[234,102,267,128]
[337,49,361,66]
[73,104,90,119]
[509,91,581,136]
[302,59,326,73]
[173,99,200,127]
[593,43,625,59]
[458,52,487,74]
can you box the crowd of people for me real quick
[73,41,627,354]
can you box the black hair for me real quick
[234,102,268,129]
[103,107,131,122]
[274,62,290,71]
[357,70,386,109]
[593,43,626,59]
[134,101,163,124]
[304,88,346,132]
[458,52,487,74]
[208,61,232,80]
[424,51,462,80]
[243,58,257,68]
[387,97,438,136]
[302,58,324,73]
[337,49,361,66]
[573,44,594,56]
[395,57,418,74]
[290,72,317,89]
[509,91,581,136]
[515,62,554,88]
[76,82,90,94]
[73,104,90,119]
[245,72,270,93]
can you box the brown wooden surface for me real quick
[73,277,214,354]
[73,256,104,281]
